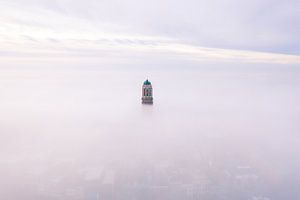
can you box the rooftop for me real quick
[143,79,151,85]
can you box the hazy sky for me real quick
[0,0,299,65]
[0,2,300,199]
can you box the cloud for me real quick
[0,0,299,65]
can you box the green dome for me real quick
[143,79,151,85]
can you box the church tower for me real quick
[142,79,153,104]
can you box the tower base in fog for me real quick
[142,97,153,104]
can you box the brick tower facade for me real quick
[142,79,153,104]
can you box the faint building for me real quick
[142,79,153,104]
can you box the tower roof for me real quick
[143,79,151,85]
